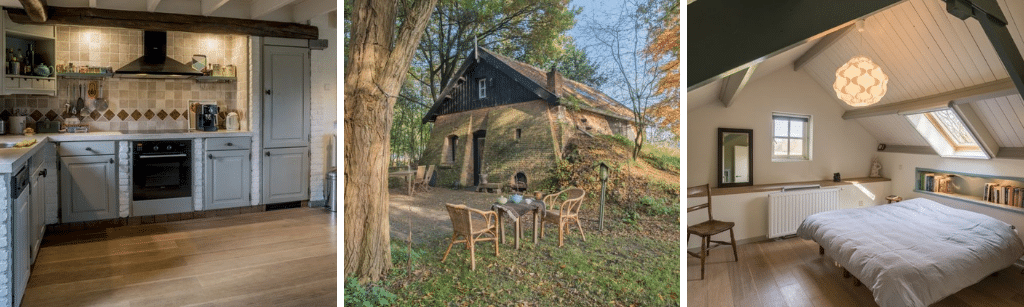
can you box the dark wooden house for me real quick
[420,47,636,189]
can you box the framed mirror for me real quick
[718,128,753,188]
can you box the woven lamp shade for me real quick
[833,56,889,107]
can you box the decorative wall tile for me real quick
[117,110,129,120]
[45,110,58,121]
[130,110,141,121]
[103,110,114,120]
[143,110,154,120]
[156,110,167,120]
[30,110,42,121]
[89,110,101,121]
[169,110,180,120]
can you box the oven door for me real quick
[133,153,191,201]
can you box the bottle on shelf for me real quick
[5,49,12,75]
[13,49,21,76]
[26,44,34,73]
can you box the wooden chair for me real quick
[686,184,737,280]
[541,188,586,247]
[415,165,435,192]
[441,203,499,270]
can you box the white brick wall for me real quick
[249,37,262,206]
[193,138,204,211]
[0,175,11,306]
[118,141,130,217]
[308,14,337,204]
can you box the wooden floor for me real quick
[22,207,337,307]
[688,237,1024,307]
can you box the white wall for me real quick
[877,152,1024,231]
[687,68,880,186]
[309,13,338,204]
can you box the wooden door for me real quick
[206,150,251,210]
[61,155,117,222]
[734,145,749,183]
[472,130,486,186]
[262,147,309,203]
[262,45,310,148]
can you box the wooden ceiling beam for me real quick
[842,78,1016,119]
[201,0,230,16]
[952,103,1000,159]
[941,0,1024,107]
[793,24,854,71]
[688,0,905,90]
[6,6,318,39]
[720,64,756,107]
[16,0,46,22]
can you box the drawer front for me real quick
[31,79,54,90]
[5,77,19,89]
[205,137,251,151]
[58,141,116,156]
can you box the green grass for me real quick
[384,228,680,306]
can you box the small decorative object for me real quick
[497,195,508,204]
[225,64,236,77]
[192,55,207,72]
[210,64,222,77]
[886,195,903,204]
[877,144,886,151]
[33,64,49,77]
[869,157,883,178]
[534,191,544,200]
[833,173,841,182]
[525,198,533,204]
[511,194,523,204]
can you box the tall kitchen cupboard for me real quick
[261,41,310,204]
[59,141,118,222]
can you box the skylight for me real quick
[905,109,988,159]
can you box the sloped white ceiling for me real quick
[970,94,1024,147]
[855,114,929,146]
[802,0,1024,110]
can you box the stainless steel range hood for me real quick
[114,31,203,79]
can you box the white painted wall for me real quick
[308,12,337,204]
[877,152,1024,232]
[686,181,891,249]
[687,68,881,186]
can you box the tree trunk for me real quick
[344,0,438,283]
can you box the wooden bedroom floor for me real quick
[688,237,1024,307]
[21,207,337,307]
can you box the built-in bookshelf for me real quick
[915,168,1024,213]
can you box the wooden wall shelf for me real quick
[710,177,890,196]
[915,167,1024,214]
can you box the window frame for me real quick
[904,108,989,159]
[771,113,812,162]
[445,135,459,164]
[478,78,487,98]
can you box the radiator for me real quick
[768,187,840,238]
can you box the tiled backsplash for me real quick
[3,25,249,132]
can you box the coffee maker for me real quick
[196,104,219,131]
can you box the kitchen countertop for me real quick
[0,130,253,173]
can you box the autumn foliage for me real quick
[644,2,679,138]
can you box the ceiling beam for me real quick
[146,0,160,12]
[842,78,1016,119]
[952,103,1000,158]
[719,64,756,107]
[688,0,905,90]
[793,24,854,71]
[292,0,334,23]
[16,0,46,22]
[201,0,230,16]
[941,0,1024,107]
[7,6,318,39]
[251,0,300,19]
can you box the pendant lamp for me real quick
[833,20,888,107]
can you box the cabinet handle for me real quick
[226,142,233,146]
[265,151,271,156]
[265,89,272,95]
[109,158,114,164]
[208,154,213,159]
[37,169,46,178]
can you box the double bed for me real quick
[797,197,1024,307]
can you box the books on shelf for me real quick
[921,173,953,194]
[983,183,1024,207]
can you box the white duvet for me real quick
[797,198,1024,307]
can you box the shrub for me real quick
[640,195,677,216]
[600,134,634,149]
[344,277,398,306]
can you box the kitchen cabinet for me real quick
[29,159,45,261]
[1,11,56,96]
[205,137,251,210]
[262,147,309,203]
[60,151,117,223]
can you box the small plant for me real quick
[344,276,398,306]
[640,195,676,216]
[600,134,634,149]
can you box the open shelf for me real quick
[195,76,236,83]
[57,73,113,79]
[915,168,1024,213]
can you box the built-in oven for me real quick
[132,140,192,216]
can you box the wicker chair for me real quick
[415,165,435,192]
[541,188,586,247]
[441,203,500,270]
[686,184,737,280]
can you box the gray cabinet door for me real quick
[262,147,309,203]
[262,45,310,148]
[12,188,28,307]
[61,155,117,223]
[206,150,251,210]
[30,164,45,261]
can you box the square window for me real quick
[771,113,811,161]
[905,109,988,159]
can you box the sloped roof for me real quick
[422,48,635,123]
[483,49,635,120]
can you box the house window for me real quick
[445,135,459,163]
[515,129,521,140]
[905,109,988,159]
[478,79,487,98]
[772,113,811,161]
